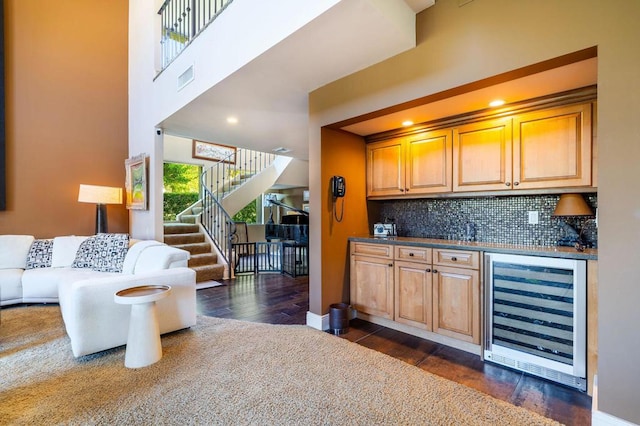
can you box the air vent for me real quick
[177,65,194,91]
[272,147,291,154]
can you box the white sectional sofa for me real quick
[0,234,197,357]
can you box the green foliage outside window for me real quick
[232,198,258,224]
[163,192,199,221]
[163,163,201,221]
[163,163,200,193]
[163,162,259,223]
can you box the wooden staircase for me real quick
[163,222,225,283]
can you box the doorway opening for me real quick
[163,162,202,221]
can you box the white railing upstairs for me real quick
[158,0,234,69]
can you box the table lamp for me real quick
[552,193,594,249]
[78,184,123,234]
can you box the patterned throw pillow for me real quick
[25,239,54,269]
[91,233,130,273]
[71,237,98,269]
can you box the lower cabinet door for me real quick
[432,265,480,344]
[394,260,433,330]
[350,255,394,319]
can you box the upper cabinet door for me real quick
[367,138,405,197]
[513,103,592,189]
[453,118,513,192]
[405,129,452,195]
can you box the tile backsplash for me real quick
[375,193,598,247]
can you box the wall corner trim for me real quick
[306,311,329,331]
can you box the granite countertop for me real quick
[349,235,597,260]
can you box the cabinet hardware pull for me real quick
[505,182,511,187]
[514,181,520,186]
[451,257,457,261]
[433,269,438,274]
[388,263,393,267]
[405,188,409,192]
[426,268,431,272]
[409,253,414,256]
[399,188,405,192]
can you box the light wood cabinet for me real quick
[394,246,433,330]
[453,117,513,192]
[366,138,403,197]
[350,243,394,319]
[367,129,452,197]
[453,103,593,192]
[351,242,481,345]
[513,103,592,189]
[432,249,481,344]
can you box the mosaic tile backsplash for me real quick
[375,193,598,247]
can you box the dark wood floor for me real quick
[197,273,592,426]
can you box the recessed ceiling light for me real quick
[226,116,238,124]
[489,99,505,107]
[402,120,414,127]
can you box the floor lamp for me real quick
[78,184,123,234]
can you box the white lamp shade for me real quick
[78,184,123,205]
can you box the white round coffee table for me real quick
[114,285,172,368]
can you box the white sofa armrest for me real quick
[58,267,196,357]
[132,245,190,274]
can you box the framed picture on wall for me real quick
[192,140,236,163]
[125,154,148,210]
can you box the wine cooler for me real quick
[484,253,587,391]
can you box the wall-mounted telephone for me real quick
[331,176,346,198]
[331,176,345,222]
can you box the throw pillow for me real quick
[91,233,130,273]
[71,237,98,269]
[25,239,54,269]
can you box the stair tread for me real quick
[164,233,205,244]
[188,253,218,267]
[191,264,225,271]
[164,223,200,234]
[192,264,225,283]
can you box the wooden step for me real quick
[192,264,225,282]
[163,220,224,283]
[164,223,200,234]
[173,242,211,255]
[189,252,217,267]
[164,233,205,245]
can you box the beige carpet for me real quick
[0,306,561,425]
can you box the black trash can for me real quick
[329,303,351,335]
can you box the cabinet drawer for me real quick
[351,242,393,259]
[395,245,432,263]
[433,249,479,269]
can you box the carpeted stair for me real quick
[163,222,225,283]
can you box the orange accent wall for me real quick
[0,0,129,238]
[320,127,370,313]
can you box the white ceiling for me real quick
[160,0,426,161]
[160,0,596,161]
[405,0,436,13]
